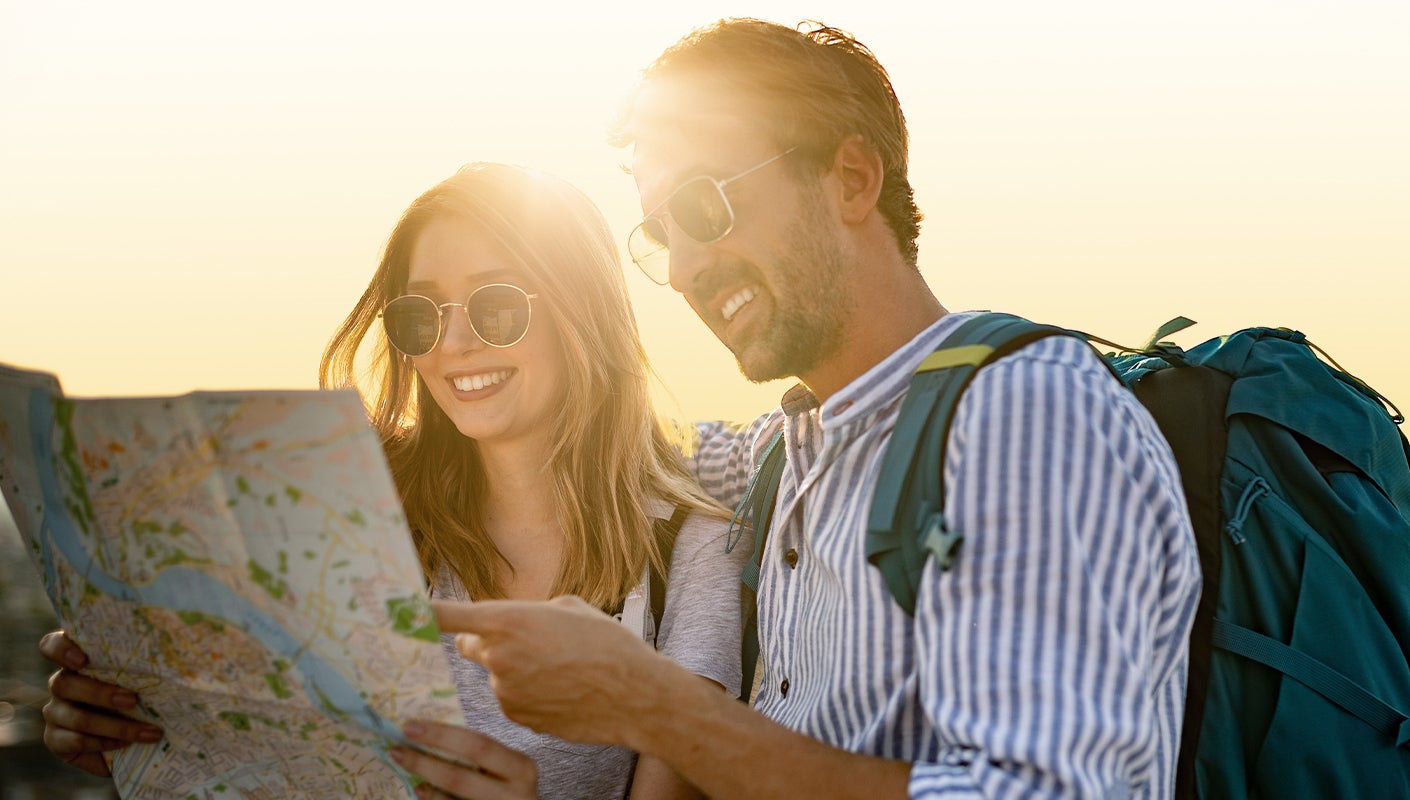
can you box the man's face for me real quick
[630,87,852,384]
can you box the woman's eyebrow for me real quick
[406,269,523,293]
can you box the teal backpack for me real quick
[732,312,1410,798]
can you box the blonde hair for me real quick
[320,163,724,610]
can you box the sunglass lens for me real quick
[640,217,669,249]
[669,177,732,242]
[467,285,532,346]
[382,295,441,357]
[627,221,671,285]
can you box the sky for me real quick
[1,1,1407,426]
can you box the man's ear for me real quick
[831,134,884,225]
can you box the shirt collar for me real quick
[778,311,982,429]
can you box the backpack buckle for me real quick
[920,512,963,572]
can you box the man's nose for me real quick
[665,230,713,295]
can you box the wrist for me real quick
[617,652,723,754]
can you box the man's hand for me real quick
[435,598,910,799]
[433,596,674,748]
[38,630,163,777]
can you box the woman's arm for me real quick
[629,753,704,800]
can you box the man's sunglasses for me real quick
[379,283,539,357]
[627,147,796,285]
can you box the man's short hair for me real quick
[613,18,923,268]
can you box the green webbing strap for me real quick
[865,313,1076,615]
[1211,618,1410,747]
[737,428,787,593]
[734,427,786,702]
[1139,316,1198,352]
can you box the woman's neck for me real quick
[475,437,564,600]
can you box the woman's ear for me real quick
[831,134,884,225]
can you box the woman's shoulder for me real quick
[646,498,731,546]
[649,502,747,585]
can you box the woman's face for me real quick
[401,216,566,448]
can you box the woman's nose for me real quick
[438,304,486,353]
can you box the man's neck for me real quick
[800,267,947,403]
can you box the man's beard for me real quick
[733,194,851,384]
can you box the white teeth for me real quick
[452,370,512,392]
[721,287,758,322]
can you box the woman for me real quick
[39,163,744,799]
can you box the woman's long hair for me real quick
[320,163,723,609]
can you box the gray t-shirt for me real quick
[433,502,745,800]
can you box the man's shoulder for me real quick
[952,329,1145,431]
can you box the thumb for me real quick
[455,633,488,665]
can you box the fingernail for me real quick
[389,747,407,764]
[113,691,138,709]
[403,721,424,738]
[138,727,163,743]
[415,786,431,799]
[65,650,87,669]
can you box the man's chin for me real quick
[732,328,836,386]
[732,343,795,385]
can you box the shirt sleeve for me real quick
[655,511,752,696]
[688,410,785,511]
[908,337,1201,798]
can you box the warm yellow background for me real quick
[2,1,1406,426]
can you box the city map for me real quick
[0,363,464,799]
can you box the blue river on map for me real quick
[25,388,418,791]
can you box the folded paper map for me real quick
[0,363,463,799]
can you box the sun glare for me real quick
[0,3,1406,424]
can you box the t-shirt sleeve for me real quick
[654,511,751,696]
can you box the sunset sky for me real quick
[1,1,1406,425]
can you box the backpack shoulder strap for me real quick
[866,312,1076,615]
[648,503,689,643]
[735,427,787,593]
[616,504,688,649]
[731,426,787,702]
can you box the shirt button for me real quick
[784,548,799,568]
[779,678,790,697]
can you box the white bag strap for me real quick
[615,565,655,645]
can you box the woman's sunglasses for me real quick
[379,283,539,357]
[627,147,796,285]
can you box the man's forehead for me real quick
[627,76,773,181]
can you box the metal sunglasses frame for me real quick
[628,146,797,284]
[379,282,540,356]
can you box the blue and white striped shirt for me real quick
[692,312,1201,799]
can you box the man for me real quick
[40,18,1200,799]
[438,18,1201,799]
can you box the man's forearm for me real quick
[624,662,911,800]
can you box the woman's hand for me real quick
[392,719,539,800]
[38,630,164,777]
